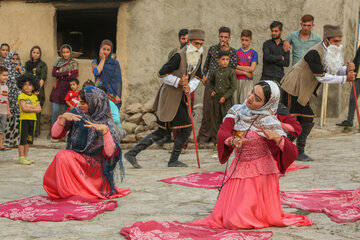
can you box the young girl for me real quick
[16,73,41,165]
[192,81,312,229]
[0,43,10,65]
[49,44,78,130]
[91,39,122,108]
[25,46,48,137]
[3,52,24,147]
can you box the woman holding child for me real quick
[43,86,130,199]
[192,81,312,229]
[3,52,24,147]
[50,44,78,128]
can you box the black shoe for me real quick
[168,160,188,167]
[336,120,353,127]
[296,152,313,161]
[124,152,142,168]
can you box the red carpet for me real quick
[159,164,309,189]
[281,187,360,223]
[0,195,117,222]
[120,220,273,240]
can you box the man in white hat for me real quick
[281,24,355,161]
[125,29,205,168]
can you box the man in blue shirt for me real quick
[283,14,322,65]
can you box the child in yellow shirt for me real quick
[17,73,41,165]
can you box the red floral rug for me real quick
[120,220,273,240]
[280,187,360,223]
[0,195,117,222]
[159,164,309,189]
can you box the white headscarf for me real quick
[224,80,286,138]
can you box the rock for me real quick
[142,113,157,127]
[124,113,130,121]
[138,121,145,125]
[134,125,145,134]
[121,134,137,143]
[122,122,138,134]
[120,112,127,122]
[144,125,150,131]
[125,103,143,114]
[136,130,152,141]
[142,99,155,113]
[128,113,143,124]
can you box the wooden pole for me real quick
[351,80,360,130]
[186,93,201,168]
[320,83,329,126]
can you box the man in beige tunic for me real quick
[281,24,355,161]
[124,29,204,168]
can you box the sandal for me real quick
[0,147,11,151]
[198,143,206,149]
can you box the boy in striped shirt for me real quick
[235,30,258,104]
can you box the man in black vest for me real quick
[125,29,205,168]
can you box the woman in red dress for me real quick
[43,86,130,199]
[193,80,312,229]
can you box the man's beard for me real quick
[324,44,344,74]
[271,34,281,40]
[186,44,203,74]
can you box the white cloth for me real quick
[225,80,286,138]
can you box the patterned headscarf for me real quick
[67,86,123,197]
[54,44,77,73]
[225,80,286,137]
[3,52,24,116]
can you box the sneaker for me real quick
[19,157,32,165]
[336,120,353,127]
[25,157,35,164]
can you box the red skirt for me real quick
[192,174,312,229]
[43,150,130,199]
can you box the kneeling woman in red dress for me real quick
[193,80,312,229]
[43,86,130,199]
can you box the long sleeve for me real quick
[263,41,282,63]
[315,74,346,84]
[203,49,212,76]
[159,53,182,87]
[91,60,100,77]
[266,136,298,174]
[52,66,68,78]
[276,114,302,137]
[51,118,67,139]
[39,62,48,81]
[216,117,235,164]
[282,51,290,67]
[223,70,237,100]
[116,61,122,98]
[188,77,200,93]
[102,129,116,158]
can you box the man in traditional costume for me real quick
[281,24,355,161]
[124,29,205,168]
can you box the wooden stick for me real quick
[351,79,360,130]
[320,83,329,126]
[186,93,200,168]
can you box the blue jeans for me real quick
[347,78,360,124]
[51,103,67,125]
